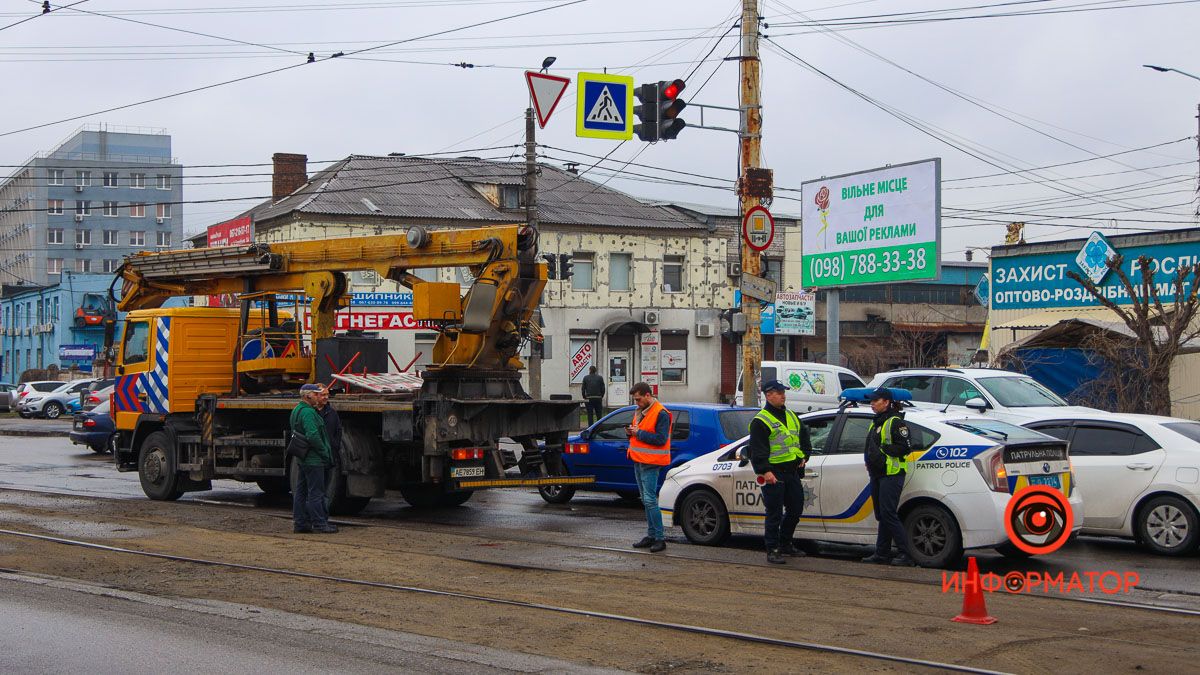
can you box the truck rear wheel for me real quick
[256,477,290,496]
[138,431,183,501]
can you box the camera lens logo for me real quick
[1004,485,1073,555]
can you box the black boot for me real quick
[633,536,655,549]
[767,549,786,564]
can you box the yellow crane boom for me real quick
[114,224,545,373]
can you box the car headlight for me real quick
[25,397,42,403]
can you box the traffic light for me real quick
[633,83,659,142]
[658,78,686,140]
[541,252,558,280]
[558,253,574,281]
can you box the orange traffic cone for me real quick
[952,556,997,625]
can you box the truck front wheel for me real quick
[138,431,183,501]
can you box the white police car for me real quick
[659,388,1084,568]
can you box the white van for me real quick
[735,361,866,412]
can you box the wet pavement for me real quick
[1,435,1197,607]
[0,414,73,437]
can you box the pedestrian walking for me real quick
[626,381,671,553]
[290,384,338,534]
[861,388,916,566]
[581,366,606,427]
[748,379,811,564]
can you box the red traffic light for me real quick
[662,79,685,100]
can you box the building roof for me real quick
[253,155,703,232]
[659,200,802,222]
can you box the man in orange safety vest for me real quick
[626,381,672,553]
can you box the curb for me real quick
[0,428,71,438]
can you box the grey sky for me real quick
[2,0,1197,260]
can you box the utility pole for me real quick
[524,106,544,399]
[738,0,764,408]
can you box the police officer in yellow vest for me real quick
[747,379,811,565]
[862,388,917,567]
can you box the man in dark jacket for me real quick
[748,379,812,564]
[581,366,605,427]
[862,388,915,566]
[290,384,337,534]
[316,386,342,461]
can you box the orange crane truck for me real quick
[107,224,590,512]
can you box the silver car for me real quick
[0,383,16,412]
[18,379,94,419]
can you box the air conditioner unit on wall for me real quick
[74,214,84,222]
[74,185,84,192]
[156,217,164,224]
[643,310,660,326]
[727,262,742,277]
[696,323,715,338]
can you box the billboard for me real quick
[774,291,816,336]
[207,216,253,247]
[802,158,940,287]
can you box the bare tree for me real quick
[890,307,947,368]
[1066,254,1200,416]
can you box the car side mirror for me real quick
[737,458,749,468]
[579,428,591,440]
[964,397,989,412]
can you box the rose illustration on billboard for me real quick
[1004,485,1074,555]
[814,185,831,250]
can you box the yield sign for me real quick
[525,71,570,128]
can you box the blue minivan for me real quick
[539,403,759,504]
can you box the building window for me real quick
[571,252,594,291]
[156,231,171,247]
[74,200,91,216]
[130,231,145,247]
[661,333,688,383]
[47,259,62,275]
[130,173,145,189]
[48,169,63,186]
[156,174,172,190]
[47,228,63,245]
[76,229,91,246]
[103,259,119,273]
[51,296,59,320]
[764,258,783,286]
[500,185,521,209]
[103,201,119,217]
[129,203,145,218]
[75,170,91,187]
[76,258,91,273]
[609,253,631,292]
[663,255,684,293]
[47,199,64,215]
[103,230,118,246]
[845,286,889,302]
[893,284,964,305]
[103,172,118,188]
[36,299,43,323]
[155,203,172,219]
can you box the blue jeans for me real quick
[633,462,664,541]
[293,463,330,530]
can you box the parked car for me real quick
[735,361,867,412]
[538,403,760,504]
[1020,413,1200,556]
[659,388,1082,568]
[17,379,94,419]
[0,383,17,412]
[14,381,69,417]
[69,398,115,454]
[866,368,1099,423]
[79,382,115,411]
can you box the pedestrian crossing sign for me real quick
[576,72,633,140]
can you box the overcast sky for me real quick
[2,0,1198,260]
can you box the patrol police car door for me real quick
[817,414,879,537]
[791,414,836,536]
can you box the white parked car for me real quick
[13,381,68,417]
[736,361,867,412]
[17,379,94,419]
[1022,413,1200,556]
[866,368,1100,423]
[660,392,1082,568]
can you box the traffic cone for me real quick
[952,556,997,625]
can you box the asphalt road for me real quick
[0,574,621,674]
[2,434,1197,606]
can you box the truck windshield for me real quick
[977,376,1066,407]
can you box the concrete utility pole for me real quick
[738,0,764,408]
[525,106,543,399]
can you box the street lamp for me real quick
[1143,64,1200,83]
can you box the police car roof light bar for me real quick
[838,387,914,404]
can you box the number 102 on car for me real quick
[806,242,934,286]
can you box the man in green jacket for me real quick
[291,384,337,534]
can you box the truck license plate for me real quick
[1029,474,1061,489]
[450,466,485,478]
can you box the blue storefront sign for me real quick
[59,344,97,361]
[991,232,1200,310]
